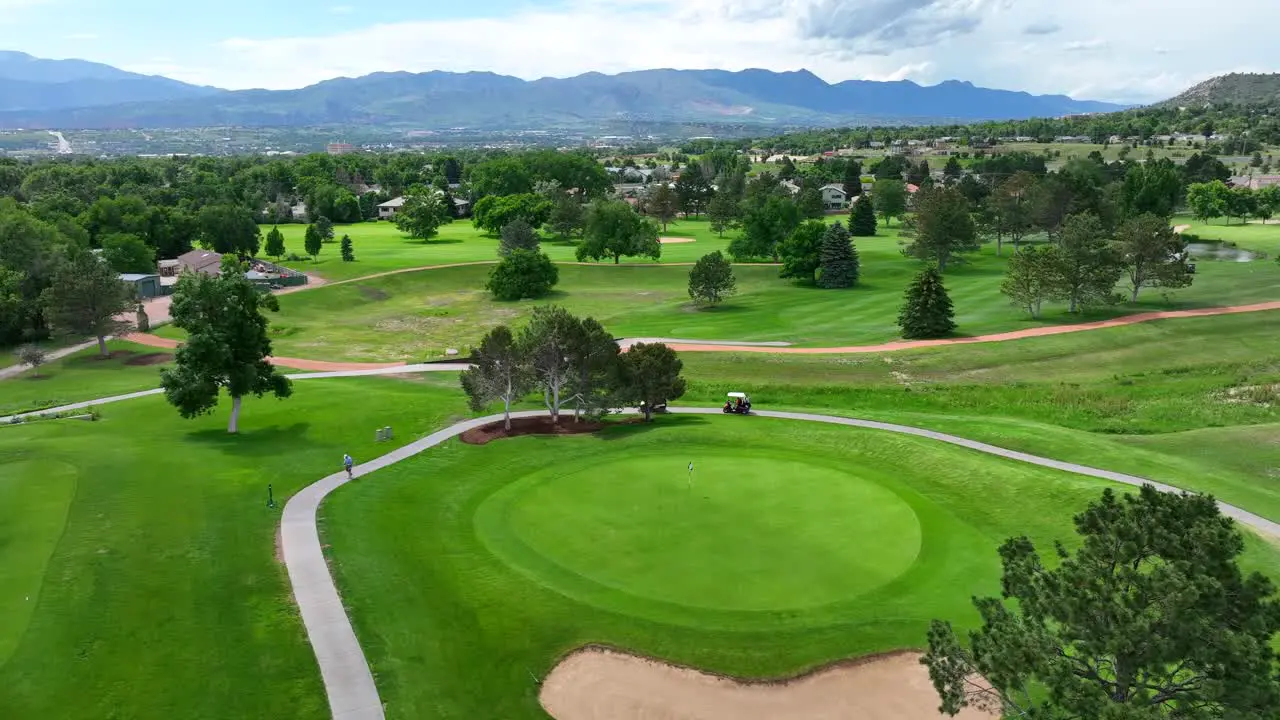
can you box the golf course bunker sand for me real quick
[541,647,996,720]
[659,236,697,244]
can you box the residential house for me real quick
[1229,175,1280,190]
[177,250,223,276]
[820,184,849,210]
[780,180,802,195]
[378,197,407,219]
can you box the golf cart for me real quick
[722,392,752,415]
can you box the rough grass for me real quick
[0,340,173,417]
[260,228,1280,362]
[322,417,1280,720]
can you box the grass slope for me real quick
[260,228,1279,363]
[0,340,173,416]
[0,375,469,720]
[323,417,1280,719]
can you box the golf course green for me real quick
[321,416,1280,718]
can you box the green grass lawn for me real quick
[322,416,1280,719]
[255,226,1280,362]
[0,340,173,416]
[275,217,739,282]
[0,375,470,720]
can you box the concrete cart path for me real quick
[279,407,1280,720]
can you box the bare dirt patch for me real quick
[123,352,173,366]
[540,647,996,720]
[460,416,642,445]
[659,237,697,244]
[358,286,391,301]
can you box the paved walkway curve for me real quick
[280,407,1280,720]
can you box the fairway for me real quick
[479,453,921,614]
[322,416,1280,718]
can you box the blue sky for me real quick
[0,0,1274,102]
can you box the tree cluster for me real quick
[461,307,686,428]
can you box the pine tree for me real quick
[850,194,877,236]
[340,234,355,262]
[817,221,858,289]
[898,266,955,339]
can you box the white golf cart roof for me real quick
[727,392,749,399]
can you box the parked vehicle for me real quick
[722,392,752,415]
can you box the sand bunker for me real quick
[659,237,697,244]
[540,647,997,720]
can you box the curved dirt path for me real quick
[659,301,1280,354]
[122,301,1280,368]
[275,406,1279,720]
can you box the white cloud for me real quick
[103,0,1280,104]
[1063,38,1108,52]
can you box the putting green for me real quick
[480,454,922,612]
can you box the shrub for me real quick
[486,249,559,300]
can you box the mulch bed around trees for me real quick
[461,415,645,445]
[122,352,174,366]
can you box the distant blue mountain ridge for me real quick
[0,54,1128,129]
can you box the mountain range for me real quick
[0,51,221,112]
[0,52,1127,130]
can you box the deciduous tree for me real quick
[647,184,679,231]
[101,232,155,274]
[797,186,826,220]
[196,204,260,256]
[264,225,285,260]
[729,195,799,262]
[1000,244,1055,318]
[1186,180,1229,224]
[460,325,530,431]
[707,189,739,237]
[471,193,552,234]
[674,165,713,218]
[577,200,661,264]
[41,250,134,357]
[303,224,322,260]
[1048,212,1122,313]
[1114,213,1192,302]
[903,186,978,272]
[687,250,736,306]
[518,305,581,425]
[818,221,859,289]
[160,256,292,433]
[991,172,1036,255]
[619,342,686,422]
[923,485,1280,718]
[897,265,954,339]
[873,179,907,226]
[842,160,864,198]
[778,220,827,282]
[314,216,335,243]
[394,190,452,240]
[486,249,558,300]
[15,343,47,377]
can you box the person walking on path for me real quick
[343,453,354,479]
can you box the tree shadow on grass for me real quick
[405,238,465,247]
[597,413,710,441]
[185,422,314,457]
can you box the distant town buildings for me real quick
[326,142,355,155]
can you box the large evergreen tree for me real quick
[850,194,877,237]
[160,256,292,433]
[897,265,955,339]
[1049,212,1123,313]
[498,218,540,256]
[817,221,858,289]
[924,485,1280,718]
[339,234,355,262]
